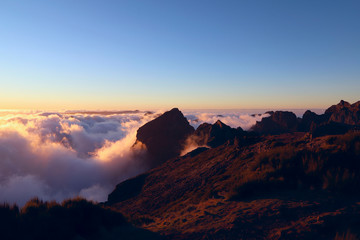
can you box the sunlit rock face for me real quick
[135,108,195,167]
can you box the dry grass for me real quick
[231,132,360,199]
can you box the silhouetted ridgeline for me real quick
[192,120,244,148]
[134,108,195,167]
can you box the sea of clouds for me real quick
[184,110,270,130]
[0,109,275,206]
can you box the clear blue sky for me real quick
[1,0,359,110]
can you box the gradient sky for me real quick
[1,0,359,110]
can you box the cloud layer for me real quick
[0,111,156,206]
[184,111,269,130]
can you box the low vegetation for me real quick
[231,132,360,199]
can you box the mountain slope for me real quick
[108,130,360,239]
[107,102,360,239]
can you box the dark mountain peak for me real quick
[298,110,330,132]
[272,110,296,119]
[192,120,242,148]
[298,100,360,134]
[251,111,298,135]
[265,111,274,115]
[324,100,360,125]
[214,120,227,128]
[136,108,194,167]
[325,100,351,115]
[339,100,350,107]
[168,107,181,113]
[303,110,316,116]
[304,110,324,120]
[159,107,185,121]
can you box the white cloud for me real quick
[184,111,269,130]
[0,111,156,206]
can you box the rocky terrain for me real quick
[107,100,360,239]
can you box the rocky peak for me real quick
[325,100,351,115]
[298,110,330,132]
[193,120,243,148]
[340,100,351,107]
[214,120,225,128]
[251,111,298,135]
[325,100,360,125]
[135,108,195,167]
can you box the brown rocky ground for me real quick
[108,131,360,239]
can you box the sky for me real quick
[1,0,359,110]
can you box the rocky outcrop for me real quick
[325,100,351,115]
[300,100,360,136]
[326,100,360,125]
[135,108,195,167]
[251,111,298,135]
[192,120,243,148]
[252,100,360,135]
[298,110,330,132]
